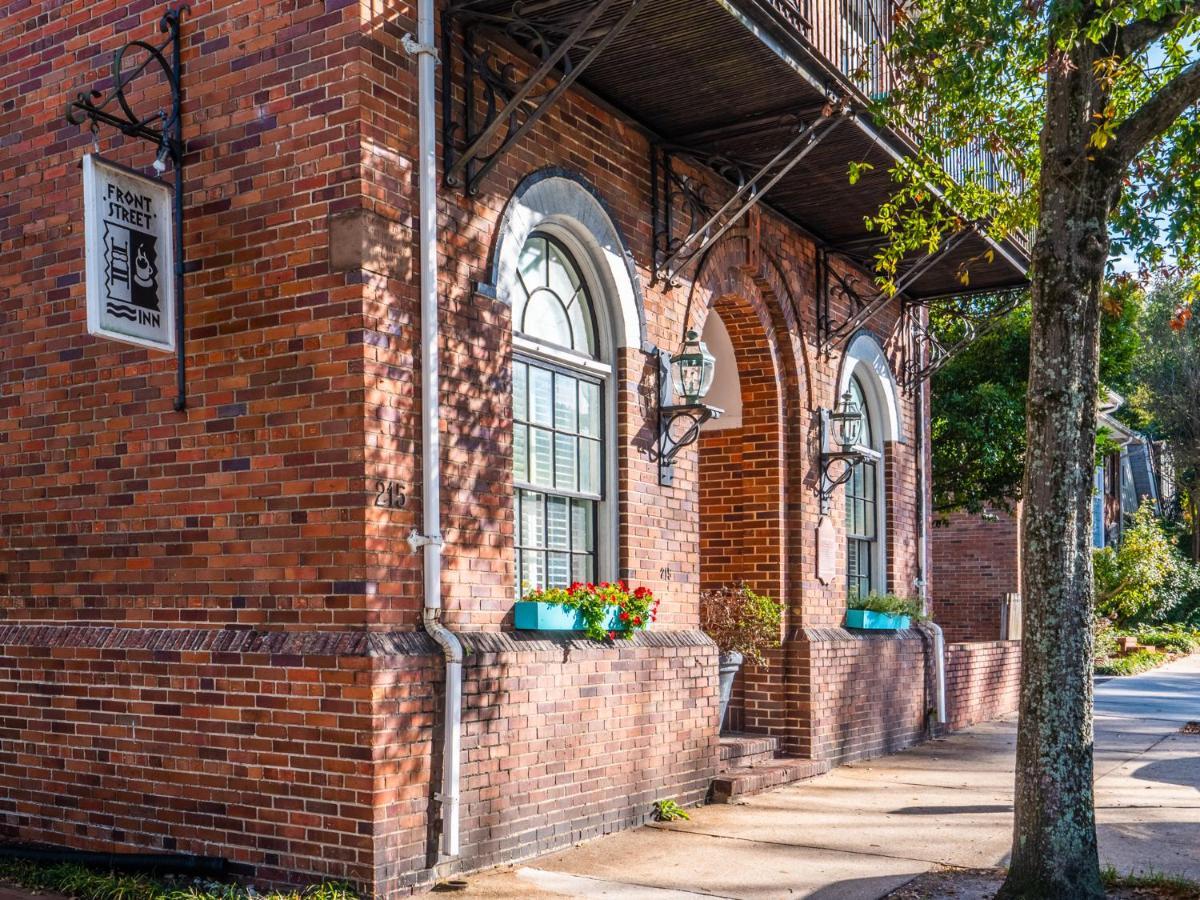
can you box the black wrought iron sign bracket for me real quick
[899,287,1026,389]
[651,107,847,288]
[66,3,189,411]
[655,351,721,487]
[441,0,650,196]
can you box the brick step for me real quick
[709,757,831,803]
[718,733,780,771]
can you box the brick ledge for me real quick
[0,624,714,657]
[793,626,927,642]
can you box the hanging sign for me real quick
[83,154,175,352]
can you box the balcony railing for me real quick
[768,0,1026,206]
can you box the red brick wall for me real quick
[943,640,1021,731]
[1,0,942,889]
[931,509,1021,642]
[0,626,716,895]
[792,629,931,763]
[1,0,371,629]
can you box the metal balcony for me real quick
[442,0,1029,301]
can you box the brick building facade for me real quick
[2,0,1024,893]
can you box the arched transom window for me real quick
[512,233,611,595]
[514,235,597,357]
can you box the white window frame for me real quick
[507,226,619,589]
[837,333,904,597]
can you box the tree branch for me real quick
[1108,56,1200,168]
[1116,3,1200,57]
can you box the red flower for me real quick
[634,586,650,599]
[619,580,628,591]
[608,630,617,640]
[619,611,630,621]
[570,581,582,592]
[586,582,595,591]
[633,616,642,626]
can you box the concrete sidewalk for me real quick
[457,655,1200,899]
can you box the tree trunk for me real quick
[998,33,1119,900]
[1191,490,1199,563]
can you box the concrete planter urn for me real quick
[717,650,744,732]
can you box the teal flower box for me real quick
[513,601,630,632]
[845,609,911,631]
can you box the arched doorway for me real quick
[697,297,787,734]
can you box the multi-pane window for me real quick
[511,233,607,595]
[846,375,877,600]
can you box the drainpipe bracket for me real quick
[401,33,440,62]
[407,530,444,552]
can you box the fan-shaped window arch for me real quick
[513,234,598,358]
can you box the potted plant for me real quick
[845,592,923,630]
[515,581,658,641]
[699,583,783,732]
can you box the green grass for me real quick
[1102,864,1200,897]
[1095,648,1169,676]
[0,860,359,900]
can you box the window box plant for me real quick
[845,593,923,630]
[515,581,658,641]
[700,584,783,732]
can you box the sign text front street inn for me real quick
[84,156,176,352]
[66,3,188,409]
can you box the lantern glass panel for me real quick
[671,330,717,404]
[833,390,864,450]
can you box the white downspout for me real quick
[914,309,947,726]
[403,7,463,861]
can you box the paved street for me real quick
[458,655,1200,899]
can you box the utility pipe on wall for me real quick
[403,2,463,861]
[914,309,947,726]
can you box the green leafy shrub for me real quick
[847,592,925,621]
[1094,502,1200,625]
[1130,624,1200,654]
[699,584,783,665]
[1095,648,1169,676]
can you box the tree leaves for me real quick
[869,0,1200,283]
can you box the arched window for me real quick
[838,333,900,601]
[845,374,879,600]
[511,233,611,595]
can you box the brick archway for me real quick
[686,230,808,738]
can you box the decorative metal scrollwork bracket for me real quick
[816,248,891,357]
[441,0,650,195]
[899,288,1026,389]
[65,3,189,411]
[655,351,722,486]
[816,226,975,356]
[651,109,846,287]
